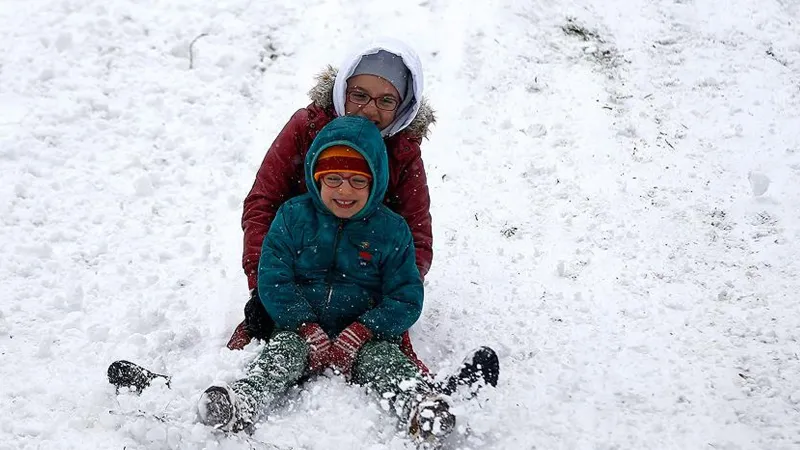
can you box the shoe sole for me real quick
[199,386,234,428]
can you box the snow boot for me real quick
[107,360,170,394]
[438,346,499,397]
[197,384,250,432]
[408,395,456,449]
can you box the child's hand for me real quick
[329,322,373,376]
[299,323,332,373]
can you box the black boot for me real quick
[438,346,499,397]
[198,384,250,432]
[107,360,171,394]
[408,395,456,449]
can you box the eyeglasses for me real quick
[346,89,399,112]
[321,173,371,190]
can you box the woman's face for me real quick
[345,74,400,130]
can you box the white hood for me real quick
[332,37,424,138]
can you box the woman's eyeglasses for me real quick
[346,90,399,112]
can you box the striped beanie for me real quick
[313,145,372,181]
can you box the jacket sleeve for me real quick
[386,140,433,279]
[257,204,317,332]
[358,224,424,338]
[242,109,310,289]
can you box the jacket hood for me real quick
[308,57,436,140]
[304,116,389,221]
[333,38,423,138]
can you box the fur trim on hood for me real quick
[307,66,436,140]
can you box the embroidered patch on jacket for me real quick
[358,250,373,267]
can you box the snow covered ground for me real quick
[2,0,799,448]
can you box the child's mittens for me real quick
[329,322,373,376]
[299,323,332,373]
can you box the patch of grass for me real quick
[561,17,625,69]
[561,17,603,42]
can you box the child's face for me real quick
[319,173,371,219]
[345,75,399,131]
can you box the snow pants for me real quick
[231,331,431,426]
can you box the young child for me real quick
[228,38,435,378]
[199,116,455,446]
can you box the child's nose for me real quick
[359,100,380,116]
[337,182,355,193]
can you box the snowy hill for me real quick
[2,0,799,449]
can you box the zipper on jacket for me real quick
[324,220,345,312]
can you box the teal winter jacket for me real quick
[257,116,423,338]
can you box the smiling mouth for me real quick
[333,199,357,208]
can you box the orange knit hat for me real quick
[313,145,372,181]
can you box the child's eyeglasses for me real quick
[321,174,371,190]
[346,90,399,111]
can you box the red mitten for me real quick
[299,323,331,373]
[400,331,430,376]
[329,322,373,376]
[226,321,251,351]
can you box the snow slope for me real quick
[2,0,799,449]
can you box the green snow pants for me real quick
[230,331,431,426]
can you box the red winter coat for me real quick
[241,70,436,290]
